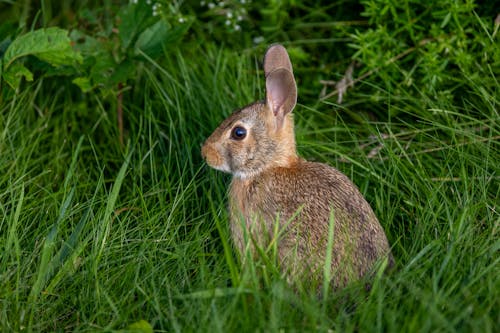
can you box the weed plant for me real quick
[0,0,498,332]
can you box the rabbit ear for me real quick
[264,44,293,75]
[266,68,297,129]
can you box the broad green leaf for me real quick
[3,27,82,69]
[69,29,102,56]
[108,59,134,86]
[118,1,154,50]
[134,20,191,58]
[88,52,116,88]
[3,62,33,89]
[73,54,133,93]
[72,77,93,92]
[127,320,153,333]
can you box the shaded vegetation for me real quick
[0,0,498,331]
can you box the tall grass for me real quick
[1,39,498,333]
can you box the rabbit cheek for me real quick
[226,141,250,172]
[226,136,263,178]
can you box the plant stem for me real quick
[117,82,124,146]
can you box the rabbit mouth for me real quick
[211,163,231,173]
[205,157,231,174]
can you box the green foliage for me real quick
[1,27,82,89]
[0,0,191,145]
[0,0,498,332]
[71,1,191,94]
[127,319,154,333]
[0,1,191,94]
[351,0,500,106]
[3,27,81,68]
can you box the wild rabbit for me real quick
[201,44,393,288]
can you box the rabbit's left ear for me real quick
[266,68,297,129]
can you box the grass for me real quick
[1,38,499,333]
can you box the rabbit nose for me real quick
[201,143,220,167]
[201,143,209,161]
[201,142,213,160]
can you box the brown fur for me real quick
[201,45,392,288]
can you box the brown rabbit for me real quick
[201,44,393,288]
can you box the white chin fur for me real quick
[211,162,262,180]
[212,162,231,173]
[233,168,263,180]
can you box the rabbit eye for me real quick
[231,126,247,140]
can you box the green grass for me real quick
[1,36,499,333]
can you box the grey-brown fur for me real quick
[201,44,393,289]
[230,160,392,288]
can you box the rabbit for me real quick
[201,44,393,288]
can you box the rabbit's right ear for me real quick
[266,68,297,130]
[263,44,297,130]
[264,44,293,75]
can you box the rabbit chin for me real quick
[233,168,264,180]
[210,162,231,173]
[209,160,262,179]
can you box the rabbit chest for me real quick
[228,166,304,256]
[227,162,340,260]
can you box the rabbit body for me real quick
[229,158,391,287]
[201,45,392,288]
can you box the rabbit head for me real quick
[201,45,299,179]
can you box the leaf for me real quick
[72,77,93,92]
[134,20,191,58]
[118,1,154,50]
[29,188,75,303]
[87,51,116,88]
[73,53,134,93]
[3,62,33,89]
[126,320,153,333]
[0,35,11,56]
[177,287,252,299]
[69,29,102,56]
[3,27,83,69]
[108,59,135,86]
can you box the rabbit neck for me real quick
[270,113,298,168]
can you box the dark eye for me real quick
[231,126,247,140]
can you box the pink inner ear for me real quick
[267,80,286,116]
[265,68,297,124]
